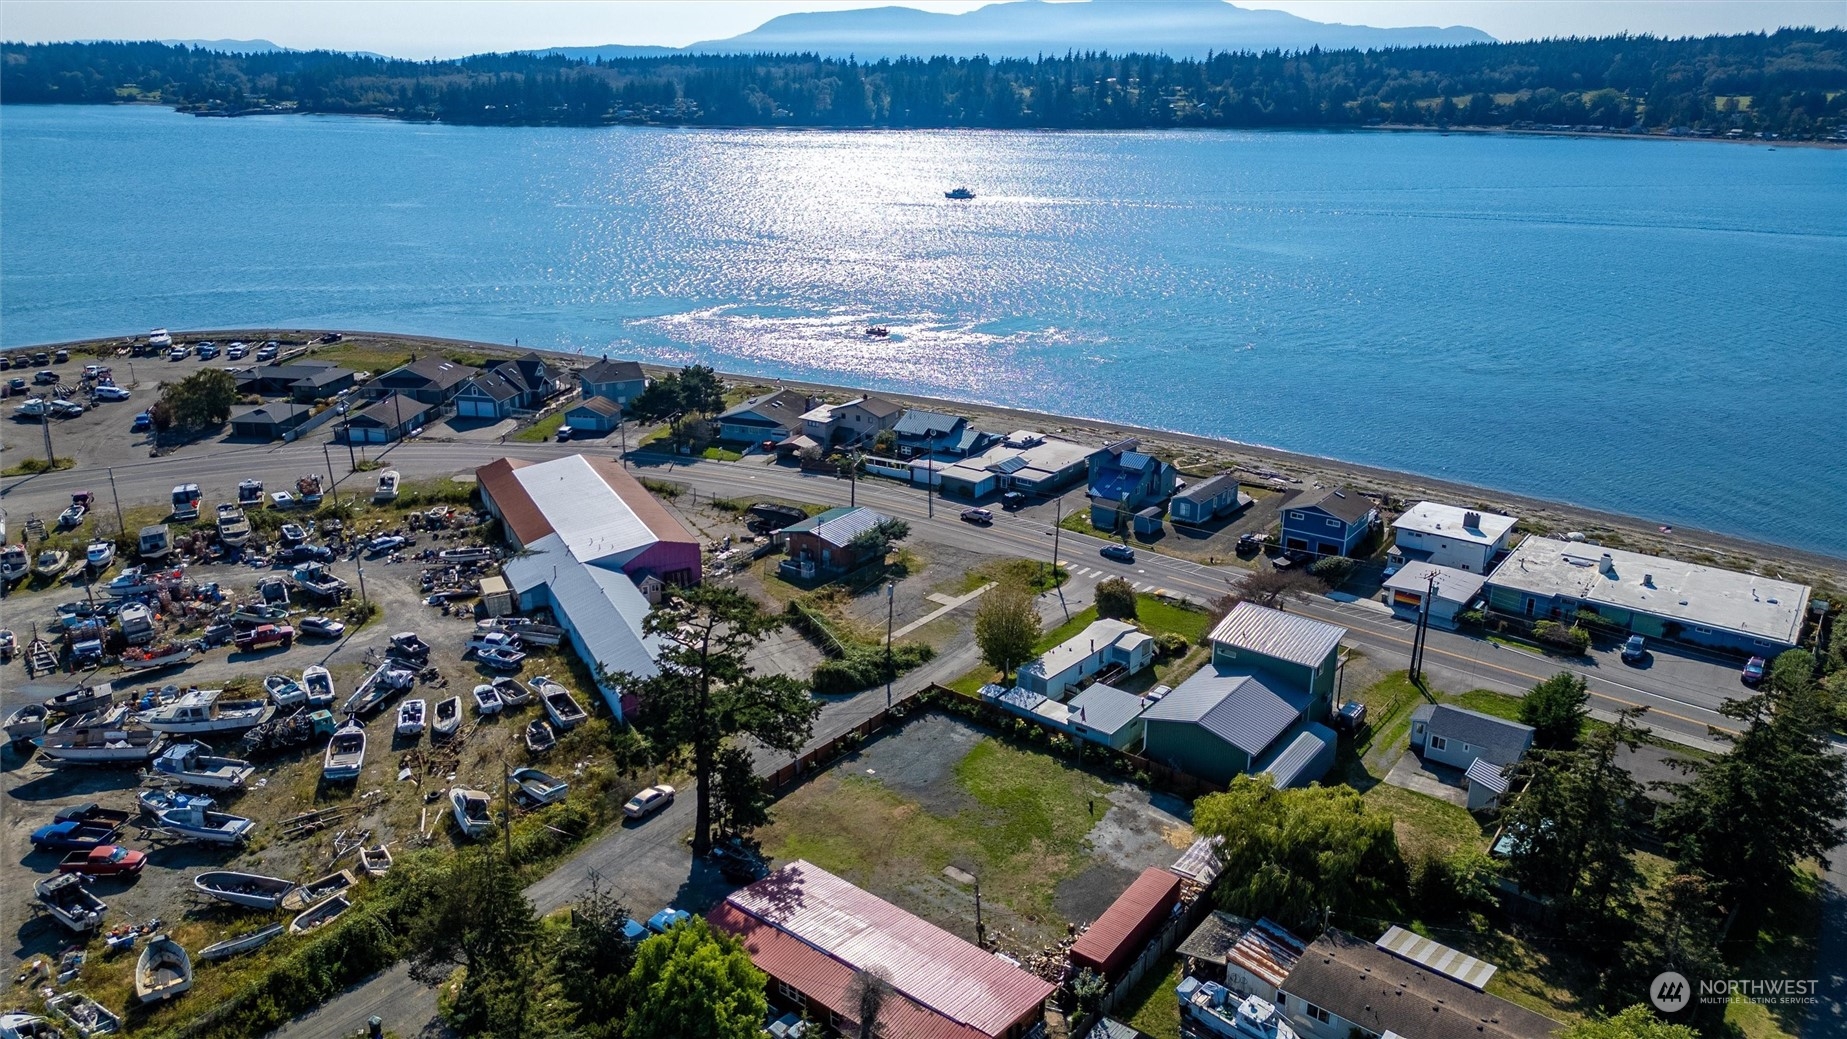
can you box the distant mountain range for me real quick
[678,0,1494,60]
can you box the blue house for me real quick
[578,358,647,406]
[890,409,988,459]
[1087,439,1177,533]
[1279,486,1378,558]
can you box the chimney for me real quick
[1642,573,1654,587]
[1598,553,1615,575]
[1464,511,1482,529]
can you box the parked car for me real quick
[959,507,993,525]
[283,543,334,564]
[0,356,10,371]
[167,346,189,361]
[1000,491,1027,510]
[645,907,692,934]
[94,385,131,401]
[366,534,408,555]
[1742,656,1768,686]
[1621,635,1648,664]
[197,343,219,360]
[1100,544,1136,564]
[299,616,346,640]
[32,351,49,365]
[225,343,248,360]
[48,399,85,417]
[132,411,152,432]
[58,845,147,877]
[33,370,59,384]
[233,624,295,652]
[255,344,279,362]
[54,349,69,363]
[555,425,575,442]
[6,377,26,392]
[623,784,675,819]
[706,838,769,883]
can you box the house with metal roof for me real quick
[892,409,983,458]
[1381,564,1488,630]
[717,388,818,444]
[1142,667,1322,786]
[1279,486,1377,558]
[1254,723,1339,790]
[1016,619,1155,700]
[1169,474,1252,526]
[1390,501,1518,573]
[477,454,702,720]
[1088,439,1178,533]
[935,433,1104,500]
[1066,683,1152,750]
[578,357,646,404]
[1177,914,1305,1008]
[1277,929,1559,1039]
[1485,536,1812,654]
[781,506,892,577]
[1410,704,1533,808]
[710,860,1056,1039]
[1208,603,1346,717]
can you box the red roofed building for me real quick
[476,454,700,585]
[710,861,1054,1039]
[1068,867,1183,980]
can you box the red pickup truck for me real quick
[58,845,147,876]
[234,624,295,652]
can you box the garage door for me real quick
[457,399,495,419]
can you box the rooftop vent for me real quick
[1463,511,1482,528]
[1598,553,1615,575]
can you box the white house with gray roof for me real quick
[1390,501,1518,573]
[1485,536,1811,653]
[1016,619,1154,700]
[1410,704,1533,808]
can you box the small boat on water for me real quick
[32,548,71,579]
[864,325,890,338]
[359,844,393,878]
[281,869,357,912]
[197,923,285,962]
[140,689,272,734]
[85,539,116,571]
[343,660,416,716]
[492,676,531,707]
[510,767,568,807]
[264,674,307,709]
[119,643,197,673]
[4,704,49,744]
[193,870,296,911]
[945,186,975,199]
[471,683,504,716]
[396,698,426,736]
[35,873,107,932]
[36,724,164,765]
[525,718,556,754]
[44,684,115,716]
[322,719,366,781]
[536,677,587,731]
[152,742,255,790]
[134,935,192,1003]
[153,799,254,844]
[450,787,494,839]
[302,665,336,707]
[45,993,119,1037]
[290,894,352,935]
[432,696,461,739]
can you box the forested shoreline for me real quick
[3,32,1844,137]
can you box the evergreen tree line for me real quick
[3,31,1844,136]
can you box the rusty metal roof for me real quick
[720,861,1054,1038]
[1068,867,1182,978]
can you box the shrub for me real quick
[1533,620,1592,654]
[1095,577,1138,620]
[809,643,935,695]
[1154,631,1190,658]
[1456,609,1486,627]
[1308,555,1357,587]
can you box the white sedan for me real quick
[623,785,676,820]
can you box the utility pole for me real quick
[973,876,985,948]
[354,557,369,608]
[106,467,125,537]
[322,442,342,511]
[1410,568,1437,685]
[618,409,628,467]
[40,412,56,468]
[885,582,896,707]
[1049,496,1063,585]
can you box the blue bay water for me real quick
[3,105,1843,554]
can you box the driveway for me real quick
[1382,751,1470,807]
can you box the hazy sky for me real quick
[3,0,1841,58]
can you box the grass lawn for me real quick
[1136,598,1211,643]
[1360,783,1487,862]
[1454,688,1525,721]
[1116,954,1183,1039]
[513,410,567,443]
[756,735,1110,941]
[701,445,744,461]
[950,557,1069,595]
[1345,670,1427,779]
[2,456,75,476]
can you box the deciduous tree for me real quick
[624,918,767,1039]
[615,585,821,854]
[158,368,237,431]
[1192,776,1404,933]
[1094,576,1137,620]
[975,581,1041,684]
[1560,1006,1699,1039]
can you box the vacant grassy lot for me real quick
[756,721,1114,954]
[1116,954,1183,1039]
[514,409,568,442]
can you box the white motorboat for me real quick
[343,660,416,716]
[536,677,587,731]
[302,664,336,707]
[32,548,71,579]
[35,873,107,932]
[290,894,351,935]
[215,503,250,547]
[477,646,526,671]
[0,1012,62,1038]
[491,676,531,706]
[45,993,119,1037]
[4,704,48,744]
[134,934,192,1003]
[43,684,115,716]
[525,718,556,754]
[140,689,272,734]
[193,870,296,911]
[152,742,255,790]
[36,724,165,765]
[373,470,400,502]
[197,923,284,961]
[510,767,568,806]
[280,869,356,912]
[0,543,29,583]
[321,719,366,781]
[396,698,426,736]
[153,800,254,844]
[432,696,461,739]
[118,643,197,673]
[85,539,116,571]
[450,787,493,839]
[264,674,307,709]
[471,683,504,716]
